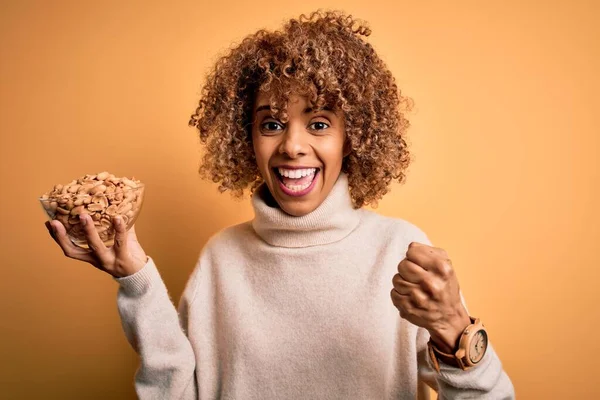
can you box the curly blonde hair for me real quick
[189,9,414,208]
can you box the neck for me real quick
[251,173,361,248]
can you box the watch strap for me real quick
[427,341,464,372]
[427,316,478,373]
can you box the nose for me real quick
[278,124,308,158]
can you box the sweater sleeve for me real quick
[417,327,515,399]
[115,256,200,400]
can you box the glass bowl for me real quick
[40,182,145,249]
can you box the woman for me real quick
[46,10,515,399]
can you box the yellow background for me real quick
[1,1,598,398]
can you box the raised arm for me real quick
[391,236,515,399]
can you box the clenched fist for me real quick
[390,242,471,353]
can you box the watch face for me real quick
[469,330,488,364]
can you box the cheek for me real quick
[252,137,272,172]
[319,139,345,166]
[251,132,262,158]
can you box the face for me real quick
[251,92,347,217]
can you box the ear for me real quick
[342,139,352,157]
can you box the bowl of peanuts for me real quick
[39,172,145,248]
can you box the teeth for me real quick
[284,181,312,192]
[278,168,317,178]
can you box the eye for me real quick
[260,121,284,133]
[309,121,329,131]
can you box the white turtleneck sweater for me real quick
[115,174,515,399]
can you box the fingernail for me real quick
[114,217,121,227]
[80,214,87,226]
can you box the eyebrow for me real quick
[254,105,335,114]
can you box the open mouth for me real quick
[273,167,320,196]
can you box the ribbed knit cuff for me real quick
[430,343,495,383]
[113,256,161,296]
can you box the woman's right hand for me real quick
[45,214,149,278]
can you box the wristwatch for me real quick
[427,317,488,373]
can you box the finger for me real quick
[390,288,406,311]
[79,214,109,257]
[397,258,428,284]
[392,275,431,309]
[407,242,452,277]
[48,219,96,262]
[390,289,415,316]
[111,216,129,257]
[45,221,58,243]
[420,276,445,300]
[390,289,428,321]
[406,242,436,269]
[409,288,430,310]
[392,273,419,295]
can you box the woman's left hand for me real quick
[391,241,471,354]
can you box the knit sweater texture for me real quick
[116,173,515,399]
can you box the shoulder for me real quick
[182,222,254,294]
[358,209,433,246]
[201,220,255,255]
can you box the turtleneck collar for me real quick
[251,173,362,248]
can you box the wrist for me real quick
[429,308,471,354]
[113,255,149,278]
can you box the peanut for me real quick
[56,207,70,215]
[87,203,104,212]
[96,171,110,181]
[122,178,137,188]
[78,184,94,194]
[67,184,81,194]
[90,184,107,195]
[105,205,118,217]
[70,205,86,216]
